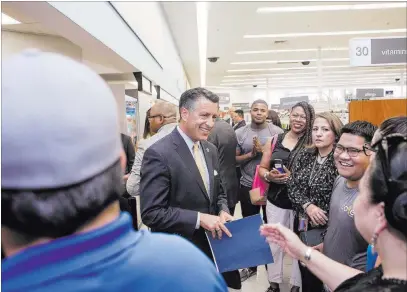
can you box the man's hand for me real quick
[200,213,232,240]
[219,210,234,224]
[123,174,130,182]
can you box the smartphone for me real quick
[274,159,285,173]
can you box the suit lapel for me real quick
[201,141,214,202]
[171,130,210,202]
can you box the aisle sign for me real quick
[349,37,407,67]
[356,88,384,99]
[279,96,309,110]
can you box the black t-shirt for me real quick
[267,133,293,209]
[335,266,407,292]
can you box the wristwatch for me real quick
[263,172,270,182]
[300,247,313,267]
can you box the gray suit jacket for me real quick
[208,119,239,208]
[126,123,177,196]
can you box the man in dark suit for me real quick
[208,118,239,213]
[140,88,240,289]
[232,109,246,131]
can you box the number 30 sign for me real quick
[349,37,407,67]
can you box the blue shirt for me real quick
[2,213,227,292]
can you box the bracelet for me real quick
[303,202,312,211]
[300,247,313,267]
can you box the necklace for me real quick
[308,153,331,186]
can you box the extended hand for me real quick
[306,204,328,226]
[200,213,232,239]
[260,223,307,260]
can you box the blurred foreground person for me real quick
[1,50,227,292]
[261,116,407,292]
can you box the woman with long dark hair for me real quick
[259,101,315,292]
[261,116,407,292]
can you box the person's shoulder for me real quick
[235,124,248,136]
[147,130,174,152]
[132,231,227,291]
[333,175,346,189]
[268,124,284,134]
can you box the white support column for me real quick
[317,46,323,101]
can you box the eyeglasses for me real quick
[334,144,375,157]
[291,113,307,121]
[148,114,175,120]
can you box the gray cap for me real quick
[2,49,122,189]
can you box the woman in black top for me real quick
[259,102,315,292]
[261,116,407,292]
[287,112,343,292]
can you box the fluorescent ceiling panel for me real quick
[221,78,399,86]
[196,2,208,87]
[1,13,20,25]
[231,58,349,65]
[244,29,407,39]
[227,65,352,72]
[236,48,348,55]
[224,68,407,78]
[221,74,401,83]
[257,3,407,13]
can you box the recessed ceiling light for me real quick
[236,48,348,55]
[257,3,407,13]
[231,58,349,65]
[1,13,21,25]
[244,29,407,39]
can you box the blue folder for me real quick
[205,214,274,273]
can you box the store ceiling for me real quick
[162,1,407,89]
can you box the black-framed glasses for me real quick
[148,114,175,120]
[362,143,377,156]
[334,144,375,157]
